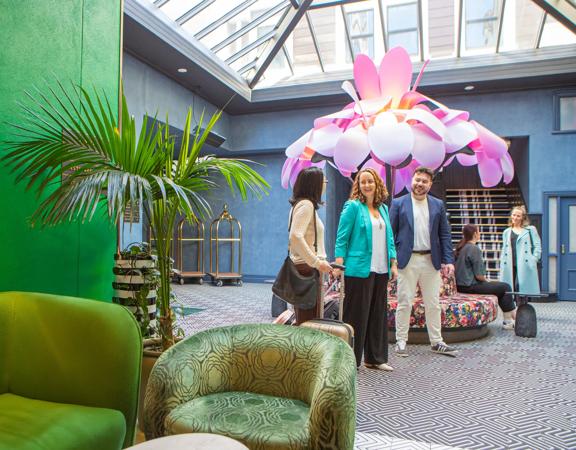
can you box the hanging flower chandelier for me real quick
[281,47,514,195]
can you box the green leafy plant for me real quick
[2,81,269,350]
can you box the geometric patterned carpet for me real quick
[173,283,576,450]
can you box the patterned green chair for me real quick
[143,324,357,450]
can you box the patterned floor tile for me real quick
[172,283,576,450]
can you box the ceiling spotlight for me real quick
[464,85,475,91]
[177,68,188,73]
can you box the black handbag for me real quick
[272,203,318,310]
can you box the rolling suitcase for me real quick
[300,272,354,347]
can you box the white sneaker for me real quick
[395,340,408,357]
[502,320,515,330]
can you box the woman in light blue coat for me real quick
[334,168,397,371]
[499,205,542,295]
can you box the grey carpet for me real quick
[173,283,576,450]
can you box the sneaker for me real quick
[365,363,394,371]
[431,342,458,357]
[502,320,515,330]
[395,340,409,357]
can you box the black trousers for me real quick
[457,281,515,312]
[343,272,389,367]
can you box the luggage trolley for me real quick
[174,217,205,285]
[208,204,242,287]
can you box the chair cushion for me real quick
[165,391,310,450]
[0,393,126,450]
[388,293,498,329]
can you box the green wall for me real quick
[0,0,122,300]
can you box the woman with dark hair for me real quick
[499,205,542,296]
[288,167,333,324]
[455,224,516,330]
[334,168,397,370]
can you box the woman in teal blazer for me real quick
[335,168,397,370]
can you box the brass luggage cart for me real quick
[174,217,205,285]
[208,205,242,287]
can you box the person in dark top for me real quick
[455,224,516,330]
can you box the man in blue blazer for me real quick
[390,167,457,357]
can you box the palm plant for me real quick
[2,81,269,350]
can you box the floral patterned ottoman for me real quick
[386,273,499,343]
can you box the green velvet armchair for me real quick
[143,324,357,450]
[0,291,142,450]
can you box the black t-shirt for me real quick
[511,231,518,267]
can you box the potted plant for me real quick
[2,81,269,351]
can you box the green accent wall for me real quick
[0,0,121,300]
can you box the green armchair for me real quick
[143,324,357,450]
[0,291,142,450]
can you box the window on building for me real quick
[464,0,500,50]
[554,94,576,132]
[387,2,419,56]
[345,9,374,62]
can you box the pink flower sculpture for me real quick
[282,47,514,194]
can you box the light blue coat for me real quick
[499,226,542,295]
[335,200,397,278]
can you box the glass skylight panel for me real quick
[157,0,204,21]
[463,0,501,53]
[387,1,419,57]
[344,6,375,61]
[540,13,576,47]
[305,7,353,72]
[215,8,285,61]
[499,0,543,52]
[181,0,248,37]
[427,0,456,58]
[256,49,293,86]
[228,41,269,72]
[285,11,323,77]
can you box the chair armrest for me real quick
[308,339,357,450]
[142,327,234,438]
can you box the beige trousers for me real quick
[395,254,443,345]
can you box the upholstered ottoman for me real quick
[387,273,499,343]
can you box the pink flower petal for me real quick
[411,124,446,170]
[404,108,446,139]
[354,54,381,100]
[286,130,312,158]
[368,118,414,166]
[281,157,298,189]
[333,126,371,173]
[471,120,507,159]
[313,108,356,129]
[444,120,477,153]
[456,153,478,166]
[379,47,412,108]
[354,96,392,116]
[440,109,470,124]
[309,124,342,157]
[476,151,502,187]
[500,152,515,184]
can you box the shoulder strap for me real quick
[288,201,317,256]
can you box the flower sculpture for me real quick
[281,47,514,195]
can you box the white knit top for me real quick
[288,200,327,269]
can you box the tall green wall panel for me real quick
[0,0,122,300]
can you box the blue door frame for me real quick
[543,191,576,301]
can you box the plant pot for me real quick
[138,338,163,432]
[113,254,158,336]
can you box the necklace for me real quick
[373,215,383,229]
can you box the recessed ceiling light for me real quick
[464,85,475,91]
[177,68,188,73]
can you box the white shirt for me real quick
[370,214,388,274]
[412,195,431,251]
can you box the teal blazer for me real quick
[335,199,397,278]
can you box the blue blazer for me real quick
[335,200,397,278]
[389,194,454,270]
